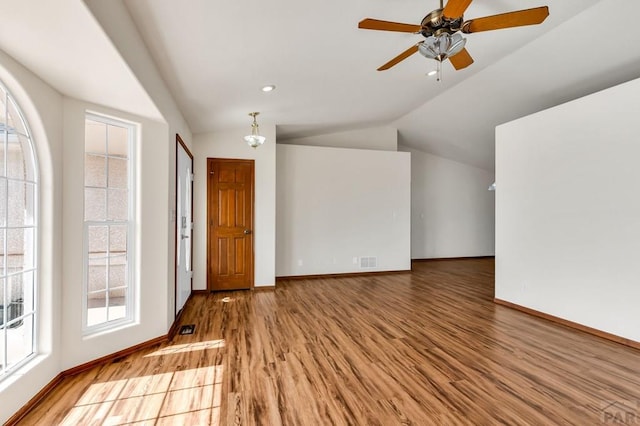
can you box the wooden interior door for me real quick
[207,158,254,290]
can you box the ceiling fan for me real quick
[358,0,549,72]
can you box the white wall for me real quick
[85,0,193,328]
[61,99,170,369]
[0,2,192,420]
[280,126,398,151]
[496,77,640,342]
[276,144,411,276]
[192,126,277,289]
[401,146,495,259]
[0,49,63,424]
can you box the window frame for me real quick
[82,112,136,335]
[0,79,39,381]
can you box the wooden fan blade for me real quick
[377,44,419,71]
[463,6,549,33]
[358,18,421,33]
[442,0,473,19]
[449,48,474,70]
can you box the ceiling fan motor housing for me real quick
[420,9,463,37]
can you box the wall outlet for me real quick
[360,257,378,268]
[353,257,358,265]
[297,259,303,266]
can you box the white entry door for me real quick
[176,135,193,317]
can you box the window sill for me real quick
[0,352,46,391]
[82,318,137,340]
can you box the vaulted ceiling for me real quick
[2,0,640,171]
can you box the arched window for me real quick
[0,80,38,378]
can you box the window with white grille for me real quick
[83,114,135,333]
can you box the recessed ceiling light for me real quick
[261,85,276,92]
[427,70,437,77]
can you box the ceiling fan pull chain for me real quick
[437,60,442,82]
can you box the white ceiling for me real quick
[396,0,640,169]
[0,0,161,121]
[124,0,640,170]
[2,0,640,171]
[124,0,599,140]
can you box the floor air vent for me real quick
[179,324,195,335]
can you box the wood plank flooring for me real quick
[17,258,640,425]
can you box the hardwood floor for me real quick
[17,258,640,425]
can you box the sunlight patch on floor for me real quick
[144,339,225,358]
[60,365,224,425]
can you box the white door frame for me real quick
[175,134,194,317]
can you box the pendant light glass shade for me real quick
[244,112,266,148]
[419,33,466,62]
[244,133,266,148]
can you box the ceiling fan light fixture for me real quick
[418,33,466,62]
[243,112,266,148]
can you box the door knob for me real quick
[244,229,252,235]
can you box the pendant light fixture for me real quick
[243,112,266,148]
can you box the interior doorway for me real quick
[175,134,193,317]
[207,158,254,291]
